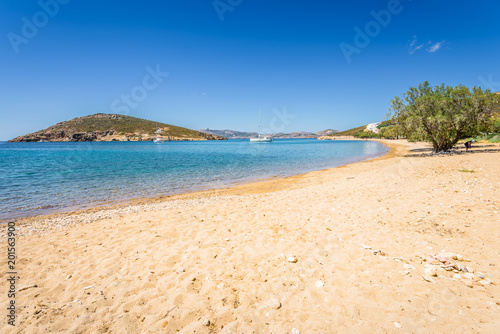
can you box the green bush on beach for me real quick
[389,81,500,152]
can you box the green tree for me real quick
[390,81,499,152]
[379,125,398,139]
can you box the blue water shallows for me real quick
[0,139,387,221]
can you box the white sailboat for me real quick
[153,122,164,143]
[250,107,273,143]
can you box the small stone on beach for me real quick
[424,265,438,277]
[422,275,435,283]
[373,250,387,256]
[464,273,475,280]
[287,256,298,263]
[267,298,281,310]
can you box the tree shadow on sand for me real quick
[404,144,500,158]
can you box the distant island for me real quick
[198,128,339,139]
[9,114,227,142]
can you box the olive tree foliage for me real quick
[390,81,499,152]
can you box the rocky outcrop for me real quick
[9,131,226,142]
[9,113,227,142]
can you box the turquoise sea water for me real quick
[0,139,387,221]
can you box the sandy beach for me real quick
[2,139,500,333]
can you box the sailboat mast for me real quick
[258,106,261,135]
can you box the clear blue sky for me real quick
[1,0,499,140]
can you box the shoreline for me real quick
[3,139,391,229]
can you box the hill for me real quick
[271,131,319,139]
[199,129,340,139]
[198,129,258,139]
[315,129,340,136]
[318,123,386,140]
[9,114,227,142]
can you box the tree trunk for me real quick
[432,139,460,153]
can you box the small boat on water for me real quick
[250,107,273,143]
[250,136,272,142]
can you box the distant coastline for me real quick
[198,128,340,139]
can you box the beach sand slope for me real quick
[2,140,500,333]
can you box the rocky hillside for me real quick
[199,128,339,139]
[318,124,380,140]
[315,129,340,136]
[9,114,227,142]
[198,129,259,139]
[318,121,396,140]
[271,132,319,139]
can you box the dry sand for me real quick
[2,140,500,333]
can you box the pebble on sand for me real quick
[267,298,281,310]
[422,275,436,283]
[394,322,402,329]
[315,280,324,288]
[203,319,211,326]
[424,265,438,277]
[463,273,475,280]
[287,256,298,263]
[373,250,388,256]
[292,328,300,334]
